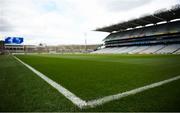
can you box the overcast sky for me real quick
[0,0,179,45]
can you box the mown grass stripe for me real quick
[13,56,87,109]
[14,55,180,109]
[86,75,180,108]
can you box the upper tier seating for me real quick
[104,21,180,42]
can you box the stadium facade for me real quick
[93,5,180,54]
[0,40,5,54]
[1,43,99,54]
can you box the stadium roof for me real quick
[95,4,180,33]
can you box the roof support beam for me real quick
[152,15,166,21]
[95,4,180,32]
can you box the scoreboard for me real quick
[5,37,24,44]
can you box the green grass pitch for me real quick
[0,54,180,111]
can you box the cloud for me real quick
[99,0,153,12]
[0,0,13,32]
[0,18,13,32]
[0,0,179,45]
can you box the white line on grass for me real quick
[86,75,180,108]
[13,55,180,109]
[13,56,87,109]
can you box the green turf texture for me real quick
[1,54,180,111]
[0,55,79,111]
[16,54,180,100]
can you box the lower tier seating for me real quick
[92,44,180,54]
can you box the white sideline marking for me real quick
[13,55,180,109]
[86,75,180,108]
[13,56,87,109]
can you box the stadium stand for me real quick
[92,4,180,54]
[174,48,180,54]
[129,46,150,54]
[155,44,180,54]
[0,40,5,54]
[140,45,165,54]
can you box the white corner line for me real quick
[13,55,180,109]
[13,56,87,109]
[86,75,180,108]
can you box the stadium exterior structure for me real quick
[0,40,5,54]
[3,44,100,54]
[93,4,180,54]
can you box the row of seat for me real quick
[105,21,180,41]
[92,44,180,54]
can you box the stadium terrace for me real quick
[92,4,180,54]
